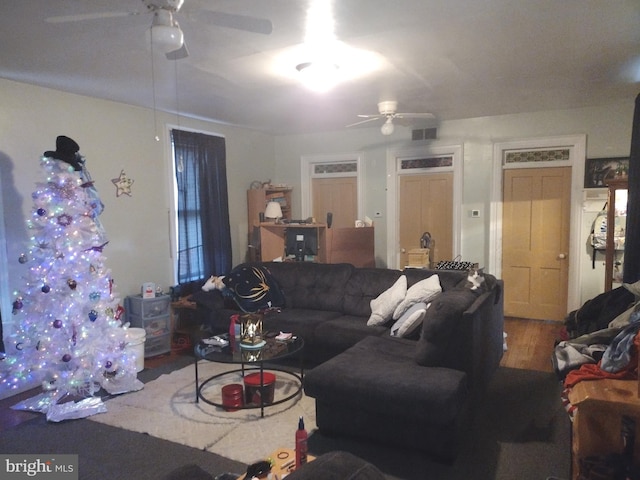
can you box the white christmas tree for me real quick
[1,140,140,410]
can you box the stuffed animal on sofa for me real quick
[202,275,226,292]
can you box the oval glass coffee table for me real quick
[193,336,304,417]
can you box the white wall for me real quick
[0,77,636,335]
[0,78,274,335]
[274,100,635,304]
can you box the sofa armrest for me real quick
[462,280,504,391]
[285,451,385,480]
[414,281,504,393]
[189,289,226,311]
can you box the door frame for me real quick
[386,143,463,269]
[300,152,365,220]
[489,134,586,314]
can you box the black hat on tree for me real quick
[44,136,83,171]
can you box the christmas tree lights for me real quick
[1,138,141,414]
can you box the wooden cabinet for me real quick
[604,177,628,291]
[247,186,292,228]
[325,227,375,267]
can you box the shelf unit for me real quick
[125,294,172,357]
[247,186,292,228]
[604,177,628,291]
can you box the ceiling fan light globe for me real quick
[381,119,394,135]
[151,24,183,53]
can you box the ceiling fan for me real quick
[347,101,435,135]
[45,0,273,60]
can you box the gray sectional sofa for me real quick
[190,261,504,461]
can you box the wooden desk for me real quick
[568,379,640,479]
[257,223,376,266]
[257,223,327,262]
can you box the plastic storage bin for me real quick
[125,295,172,357]
[144,333,171,358]
[126,294,170,318]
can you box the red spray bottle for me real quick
[295,416,308,469]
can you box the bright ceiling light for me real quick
[151,24,183,53]
[380,117,395,136]
[296,61,339,92]
[149,9,183,53]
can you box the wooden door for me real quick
[399,173,453,267]
[502,167,571,321]
[312,177,357,228]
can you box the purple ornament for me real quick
[88,310,98,322]
[41,284,51,293]
[105,361,113,369]
[67,279,77,290]
[53,319,63,329]
[62,353,72,363]
[36,208,46,216]
[18,254,28,264]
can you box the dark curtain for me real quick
[624,93,640,283]
[171,129,232,284]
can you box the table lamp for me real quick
[264,201,283,222]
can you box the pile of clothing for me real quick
[554,280,640,386]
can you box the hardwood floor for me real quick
[501,316,562,373]
[0,317,561,431]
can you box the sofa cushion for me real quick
[261,262,353,312]
[263,308,342,344]
[222,264,285,312]
[304,335,468,425]
[343,268,405,317]
[414,287,479,367]
[393,274,441,319]
[314,315,388,353]
[367,275,407,326]
[404,268,466,291]
[390,302,429,338]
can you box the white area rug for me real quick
[88,362,316,465]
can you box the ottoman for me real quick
[304,335,470,461]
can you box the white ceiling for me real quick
[1,0,639,136]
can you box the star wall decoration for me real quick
[111,169,134,197]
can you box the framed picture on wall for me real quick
[584,157,629,188]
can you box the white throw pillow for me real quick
[393,274,442,320]
[367,275,407,326]
[391,302,430,338]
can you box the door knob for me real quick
[401,248,406,253]
[558,253,567,259]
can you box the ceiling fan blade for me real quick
[395,113,435,119]
[193,10,272,35]
[166,43,189,60]
[346,117,381,128]
[45,11,139,23]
